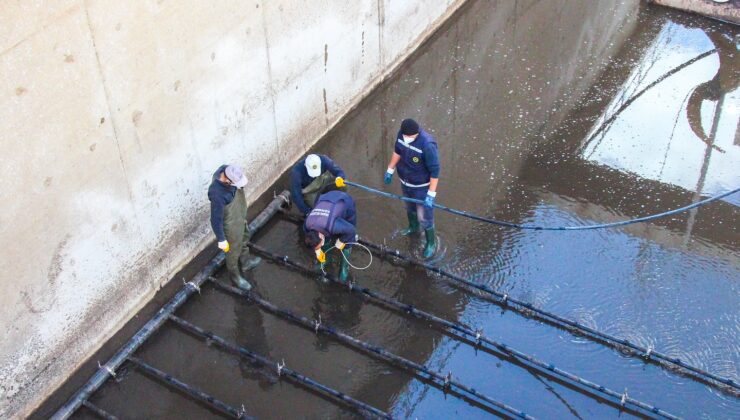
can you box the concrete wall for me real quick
[0,1,464,417]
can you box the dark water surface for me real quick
[49,1,740,418]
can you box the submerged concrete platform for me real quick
[651,0,740,24]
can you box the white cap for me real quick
[305,154,322,178]
[224,165,248,189]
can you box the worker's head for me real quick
[223,165,248,188]
[304,230,325,250]
[305,154,322,178]
[400,118,419,143]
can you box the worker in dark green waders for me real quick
[303,191,357,283]
[290,154,347,216]
[384,118,440,258]
[208,164,261,290]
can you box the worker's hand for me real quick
[384,169,394,185]
[335,176,345,188]
[335,239,346,250]
[424,192,436,208]
[218,240,230,253]
[315,249,326,263]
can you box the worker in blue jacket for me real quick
[290,154,347,216]
[304,190,357,282]
[208,164,261,290]
[383,118,440,258]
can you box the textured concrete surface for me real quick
[0,1,463,417]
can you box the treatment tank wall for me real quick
[0,1,466,417]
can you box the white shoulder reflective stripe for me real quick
[309,208,331,217]
[399,178,431,188]
[396,139,423,154]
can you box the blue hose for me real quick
[345,181,739,231]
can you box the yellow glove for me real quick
[335,239,346,251]
[335,176,345,188]
[315,249,326,263]
[218,240,230,253]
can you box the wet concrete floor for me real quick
[38,0,739,418]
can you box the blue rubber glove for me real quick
[424,193,435,208]
[384,170,393,185]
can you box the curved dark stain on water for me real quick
[38,0,739,419]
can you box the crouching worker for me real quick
[208,164,262,290]
[303,190,357,283]
[291,153,347,216]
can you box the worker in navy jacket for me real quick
[383,118,440,258]
[304,190,357,282]
[208,164,261,290]
[290,154,347,216]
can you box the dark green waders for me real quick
[301,171,346,210]
[338,248,352,283]
[223,189,261,290]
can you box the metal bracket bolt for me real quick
[98,361,116,378]
[644,346,653,359]
[444,371,452,388]
[183,279,201,294]
[277,359,285,377]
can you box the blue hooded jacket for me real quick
[207,165,237,242]
[394,128,440,187]
[304,191,356,244]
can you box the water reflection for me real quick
[318,1,739,418]
[309,286,364,352]
[686,30,738,151]
[582,19,739,205]
[235,300,276,389]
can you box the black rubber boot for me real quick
[230,273,253,291]
[423,227,437,259]
[338,248,351,283]
[401,212,420,236]
[240,255,262,273]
